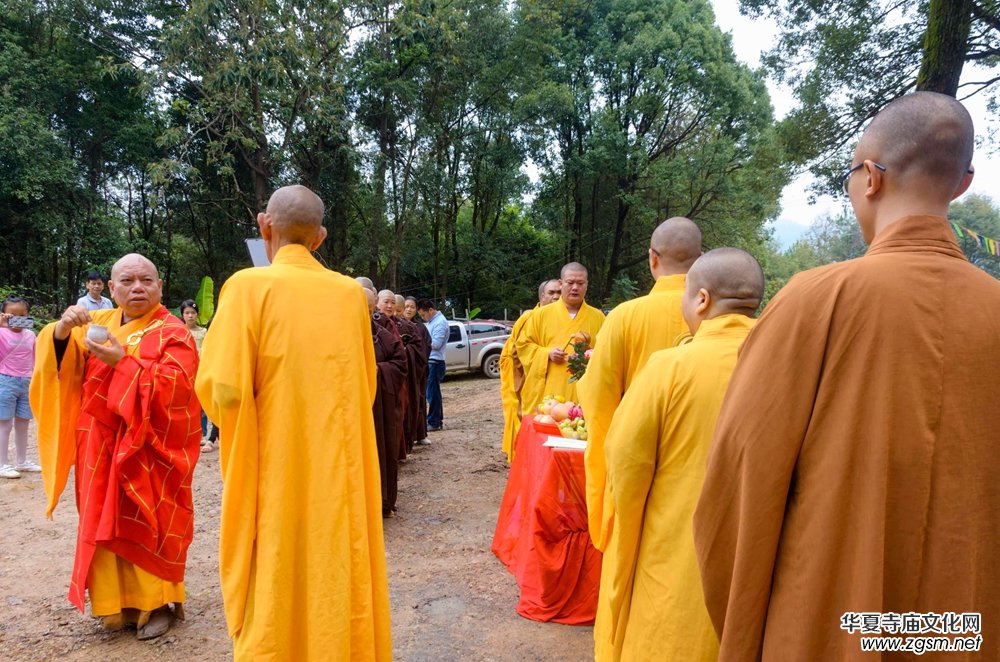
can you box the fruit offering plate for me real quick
[543,436,587,451]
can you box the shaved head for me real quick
[858,92,974,199]
[559,263,589,310]
[686,248,764,314]
[363,287,376,313]
[111,253,158,280]
[265,185,326,244]
[355,276,375,292]
[538,279,561,305]
[650,217,702,274]
[560,262,588,280]
[377,289,396,317]
[109,253,162,321]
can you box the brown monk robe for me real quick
[403,296,432,444]
[376,290,410,461]
[364,288,407,518]
[694,92,1000,661]
[394,295,428,453]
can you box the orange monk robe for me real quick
[195,244,391,661]
[498,307,536,462]
[515,300,605,416]
[576,274,688,552]
[694,216,1000,661]
[29,305,201,615]
[596,314,753,662]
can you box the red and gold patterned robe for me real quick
[30,305,201,613]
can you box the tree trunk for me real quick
[604,173,635,301]
[916,0,973,96]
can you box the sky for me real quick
[710,1,999,248]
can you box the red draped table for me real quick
[492,414,602,625]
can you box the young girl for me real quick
[180,300,215,452]
[0,296,39,479]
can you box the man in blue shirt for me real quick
[417,298,448,432]
[75,271,114,311]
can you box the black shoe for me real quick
[428,426,442,432]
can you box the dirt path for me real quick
[0,374,594,661]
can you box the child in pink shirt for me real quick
[0,296,38,479]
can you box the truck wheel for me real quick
[482,351,501,379]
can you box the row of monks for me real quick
[357,283,433,518]
[499,91,999,661]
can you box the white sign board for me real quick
[246,239,270,267]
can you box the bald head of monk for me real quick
[363,287,377,314]
[257,185,328,260]
[649,217,702,278]
[538,279,561,305]
[681,248,764,334]
[376,289,396,318]
[355,276,375,291]
[109,253,163,321]
[559,263,589,311]
[848,91,975,243]
[394,294,406,316]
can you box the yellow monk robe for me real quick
[595,314,754,662]
[498,307,536,462]
[515,299,604,415]
[195,244,391,661]
[576,274,688,552]
[30,306,199,616]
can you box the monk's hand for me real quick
[54,305,92,340]
[549,347,567,364]
[86,334,125,368]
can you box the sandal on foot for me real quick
[136,606,175,641]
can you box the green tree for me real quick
[803,209,866,263]
[949,193,1000,279]
[521,0,788,300]
[0,0,161,304]
[157,0,355,278]
[742,0,1000,184]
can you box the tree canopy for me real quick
[742,0,1000,187]
[1,0,788,318]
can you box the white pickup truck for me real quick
[444,320,511,379]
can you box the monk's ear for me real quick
[310,226,328,251]
[257,212,271,240]
[952,165,974,200]
[863,160,884,198]
[695,288,711,316]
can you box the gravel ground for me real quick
[0,373,594,661]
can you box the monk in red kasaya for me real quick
[30,253,201,641]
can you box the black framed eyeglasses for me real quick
[840,162,887,195]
